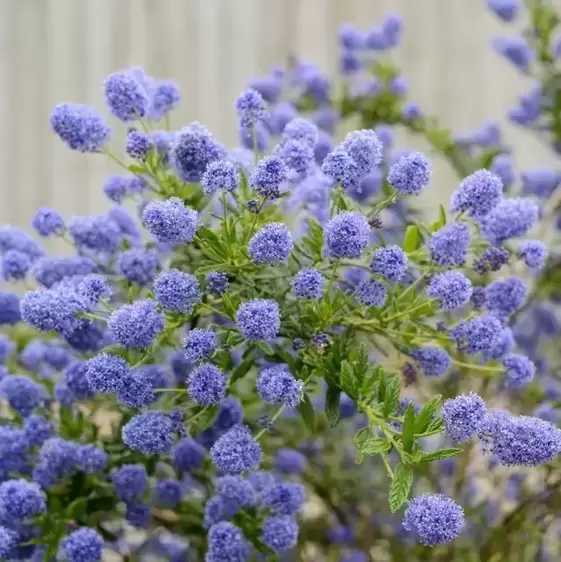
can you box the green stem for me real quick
[451,359,502,374]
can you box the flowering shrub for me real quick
[1,2,561,561]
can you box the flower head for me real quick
[236,299,280,341]
[262,515,299,553]
[503,354,535,387]
[291,268,326,300]
[210,425,262,475]
[0,479,46,520]
[355,279,387,307]
[324,212,370,259]
[451,315,503,355]
[184,329,217,362]
[427,271,472,310]
[153,269,201,313]
[188,364,226,405]
[248,223,293,265]
[207,522,250,562]
[370,246,407,282]
[60,528,103,562]
[122,412,174,454]
[50,104,111,152]
[111,464,147,502]
[485,277,527,316]
[411,346,451,377]
[442,392,486,443]
[172,439,206,472]
[403,494,465,546]
[341,130,382,177]
[250,155,288,198]
[32,208,65,237]
[142,197,198,244]
[450,170,503,218]
[428,223,471,267]
[108,300,164,349]
[517,240,548,270]
[85,353,130,393]
[117,248,160,285]
[0,375,45,417]
[207,271,229,295]
[202,160,240,196]
[256,366,303,408]
[262,481,305,515]
[149,80,181,120]
[104,69,149,121]
[480,197,538,244]
[387,152,432,195]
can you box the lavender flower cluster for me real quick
[0,3,560,560]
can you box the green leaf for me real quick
[340,360,357,399]
[419,448,462,463]
[389,463,413,512]
[194,263,229,276]
[230,353,256,385]
[189,405,219,432]
[402,404,416,453]
[325,385,341,427]
[382,373,401,418]
[256,341,274,356]
[403,225,420,253]
[354,429,391,456]
[439,204,447,226]
[128,164,146,175]
[361,364,383,400]
[298,393,316,432]
[414,395,442,434]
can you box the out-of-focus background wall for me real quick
[0,0,558,228]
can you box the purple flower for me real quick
[0,479,46,520]
[172,439,205,472]
[201,160,240,196]
[479,409,561,466]
[403,494,465,546]
[442,392,486,443]
[321,149,357,188]
[32,208,65,237]
[324,211,370,259]
[490,154,516,189]
[60,528,103,562]
[492,36,533,72]
[142,197,198,244]
[281,118,318,147]
[63,362,94,400]
[107,300,164,349]
[207,522,249,562]
[2,250,31,281]
[188,364,226,405]
[248,223,293,265]
[262,515,299,553]
[256,366,303,408]
[517,240,548,270]
[210,425,262,475]
[126,129,153,159]
[503,354,535,387]
[250,155,288,199]
[355,279,387,308]
[68,214,122,254]
[184,329,217,362]
[0,375,44,417]
[169,122,227,183]
[474,246,510,273]
[122,411,174,454]
[85,353,130,393]
[411,346,451,377]
[341,130,382,177]
[485,277,527,316]
[104,69,149,121]
[450,170,503,219]
[117,248,160,285]
[235,88,268,131]
[274,448,306,475]
[481,197,539,243]
[0,291,21,325]
[149,80,180,120]
[387,152,431,195]
[370,246,407,282]
[50,104,111,152]
[488,0,521,22]
[153,269,201,314]
[111,464,147,502]
[427,271,473,310]
[428,223,471,267]
[207,271,229,295]
[291,268,326,300]
[451,315,503,355]
[262,481,305,515]
[236,299,280,341]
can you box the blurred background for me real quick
[0,0,558,228]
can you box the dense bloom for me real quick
[50,103,111,152]
[116,372,155,408]
[341,130,382,177]
[250,155,288,198]
[0,526,18,558]
[262,481,305,515]
[126,129,153,160]
[142,197,198,244]
[68,214,121,254]
[428,223,471,267]
[184,329,217,362]
[0,291,21,325]
[355,279,387,307]
[387,152,432,195]
[201,160,240,196]
[210,425,262,475]
[451,315,503,355]
[321,149,357,188]
[172,438,206,472]
[474,246,510,273]
[517,240,548,270]
[324,211,370,259]
[442,392,486,443]
[1,249,31,280]
[32,208,65,237]
[403,494,465,546]
[0,479,46,520]
[236,299,280,341]
[450,170,503,218]
[188,364,226,405]
[274,448,306,474]
[63,362,94,400]
[248,223,293,265]
[411,346,451,377]
[291,268,326,300]
[60,528,103,562]
[154,479,183,508]
[122,412,174,454]
[503,354,536,387]
[479,410,561,466]
[111,464,147,503]
[0,375,45,417]
[206,522,249,562]
[117,248,160,285]
[104,69,149,121]
[169,122,227,183]
[235,88,268,130]
[149,80,181,119]
[153,269,201,313]
[23,415,52,446]
[262,515,299,553]
[108,300,164,349]
[85,353,130,393]
[485,277,527,317]
[370,246,407,282]
[427,271,473,310]
[480,197,538,244]
[257,366,303,408]
[207,271,229,295]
